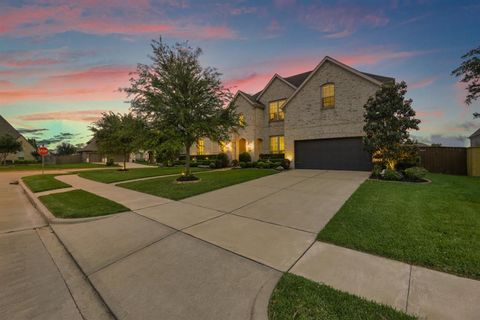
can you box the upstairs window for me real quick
[269,99,286,121]
[239,113,246,126]
[197,139,205,155]
[322,83,335,108]
[269,135,285,154]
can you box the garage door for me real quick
[294,137,372,171]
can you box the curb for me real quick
[19,179,115,225]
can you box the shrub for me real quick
[383,169,402,181]
[252,161,258,168]
[209,162,216,169]
[273,161,281,168]
[372,165,383,178]
[280,159,291,170]
[239,152,251,163]
[231,159,239,167]
[239,161,247,168]
[259,153,285,160]
[256,161,265,169]
[216,152,229,168]
[190,162,198,167]
[214,159,223,168]
[106,158,115,166]
[404,166,428,181]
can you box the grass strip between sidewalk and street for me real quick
[118,168,277,200]
[269,273,415,320]
[22,174,71,193]
[39,189,129,218]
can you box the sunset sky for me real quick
[1,0,479,147]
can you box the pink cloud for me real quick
[409,76,438,89]
[337,49,428,66]
[0,3,236,40]
[0,65,134,104]
[0,48,95,68]
[16,109,116,122]
[0,80,14,89]
[224,73,273,93]
[416,109,445,119]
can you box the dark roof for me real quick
[470,128,480,139]
[246,68,394,102]
[0,115,21,139]
[283,71,312,87]
[79,138,98,152]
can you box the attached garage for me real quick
[294,137,372,171]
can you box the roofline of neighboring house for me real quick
[282,56,385,111]
[254,73,297,101]
[469,128,480,138]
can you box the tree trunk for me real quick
[185,143,191,176]
[123,152,127,171]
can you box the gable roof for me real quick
[0,115,21,139]
[242,56,394,108]
[79,138,98,152]
[470,128,480,139]
[254,74,297,101]
[233,91,264,109]
[282,56,393,110]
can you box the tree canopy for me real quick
[123,37,241,177]
[90,112,146,170]
[452,45,480,118]
[363,81,421,170]
[56,142,77,155]
[0,134,22,165]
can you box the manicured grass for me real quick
[22,174,71,193]
[118,168,277,200]
[318,173,480,280]
[77,166,208,183]
[0,163,107,171]
[269,273,415,320]
[39,189,129,218]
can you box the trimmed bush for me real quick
[383,169,402,181]
[239,152,251,163]
[106,158,115,166]
[216,152,229,168]
[231,159,239,167]
[209,162,217,169]
[259,153,285,160]
[239,161,247,168]
[280,158,291,170]
[372,165,383,178]
[404,166,428,181]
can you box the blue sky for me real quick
[0,0,479,147]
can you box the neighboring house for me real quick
[0,115,36,162]
[470,128,480,147]
[79,138,151,163]
[191,56,394,170]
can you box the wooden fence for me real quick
[467,147,480,177]
[418,146,467,175]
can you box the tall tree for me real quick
[452,45,480,118]
[28,138,41,161]
[123,37,241,178]
[90,112,146,170]
[56,142,77,155]
[363,81,421,170]
[0,134,22,165]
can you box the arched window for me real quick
[321,83,335,108]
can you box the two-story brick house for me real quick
[191,56,394,170]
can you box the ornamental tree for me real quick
[90,112,146,170]
[123,37,241,178]
[452,45,480,118]
[56,142,77,155]
[0,134,22,165]
[363,81,421,170]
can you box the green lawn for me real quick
[22,174,71,193]
[39,189,129,218]
[118,168,277,200]
[269,273,415,320]
[77,166,209,183]
[318,173,480,280]
[0,163,107,171]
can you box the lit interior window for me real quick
[322,83,335,108]
[269,99,286,121]
[197,139,205,155]
[269,135,285,154]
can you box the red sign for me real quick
[38,146,49,156]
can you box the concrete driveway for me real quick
[51,169,368,320]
